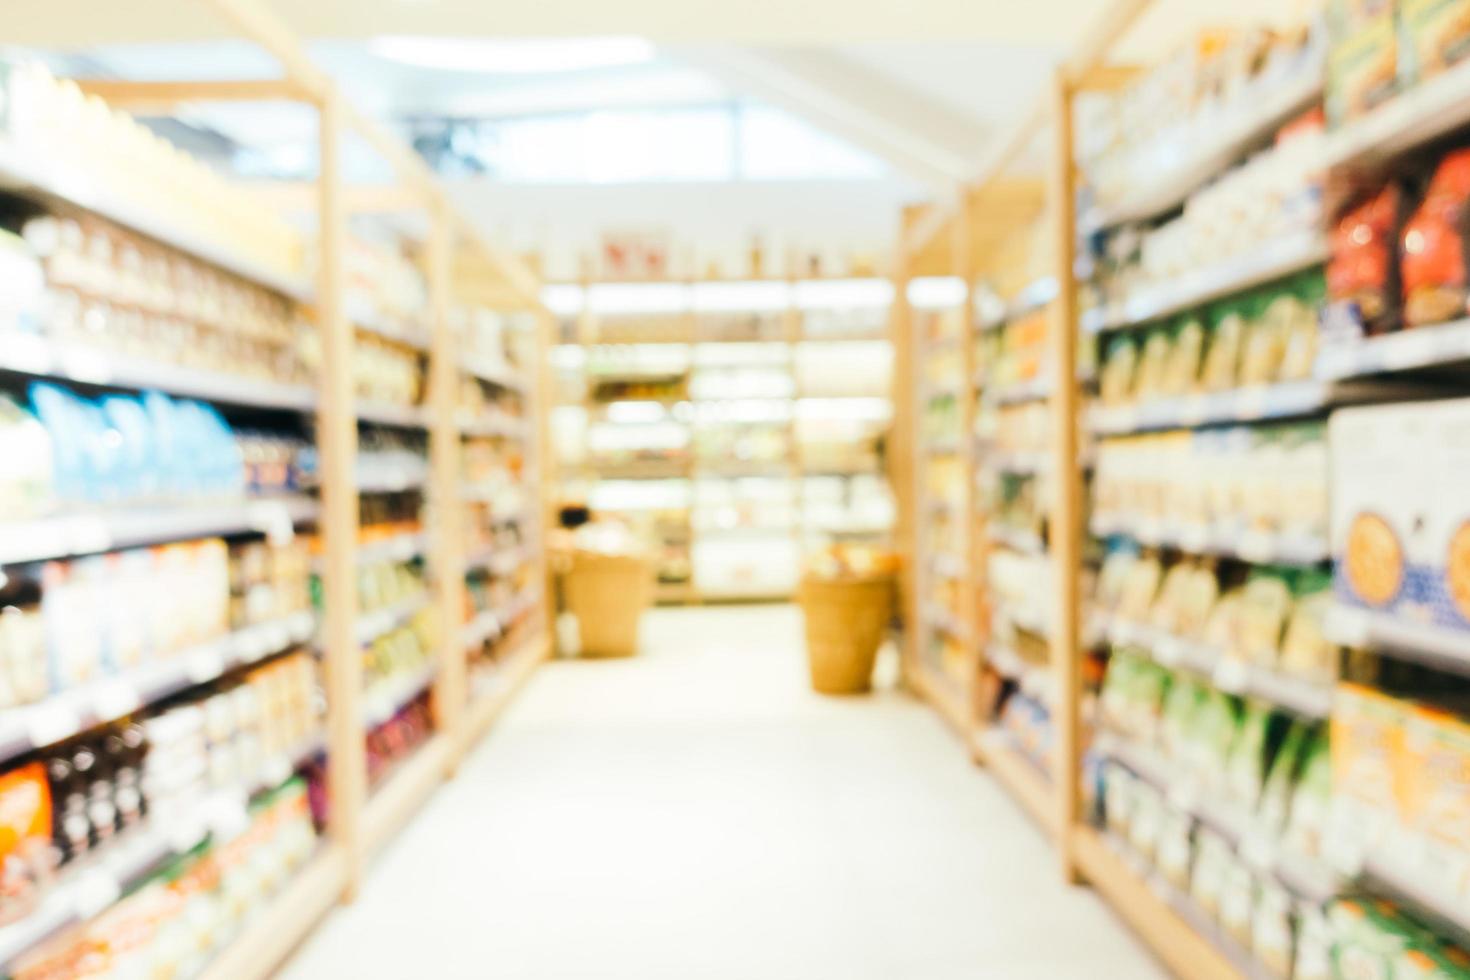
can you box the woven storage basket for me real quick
[797,573,894,694]
[564,550,654,657]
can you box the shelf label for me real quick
[1383,331,1438,371]
[1153,636,1184,667]
[25,703,79,748]
[72,869,121,918]
[1167,779,1201,815]
[1213,659,1250,693]
[245,501,295,546]
[1178,397,1209,426]
[1241,826,1279,871]
[259,755,292,790]
[1325,606,1370,647]
[1237,531,1274,565]
[92,680,141,720]
[186,645,227,684]
[60,348,113,385]
[65,516,112,556]
[1235,387,1269,420]
[4,335,54,375]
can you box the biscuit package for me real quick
[1399,0,1470,87]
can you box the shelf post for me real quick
[889,239,920,683]
[532,305,558,644]
[427,203,468,766]
[315,86,367,899]
[952,199,978,731]
[1046,66,1084,882]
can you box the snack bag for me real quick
[1326,2,1398,126]
[1327,185,1404,337]
[1402,149,1470,326]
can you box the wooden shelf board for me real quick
[911,663,972,738]
[362,733,454,859]
[971,730,1058,838]
[1073,827,1246,980]
[464,630,551,748]
[197,845,347,980]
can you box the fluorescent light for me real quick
[370,36,656,74]
[586,282,690,315]
[691,280,790,313]
[793,278,893,310]
[542,284,584,315]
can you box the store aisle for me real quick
[281,605,1165,980]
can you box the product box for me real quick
[1329,401,1435,619]
[1327,3,1399,127]
[1421,398,1470,629]
[1330,683,1410,854]
[1399,0,1470,87]
[1399,706,1470,897]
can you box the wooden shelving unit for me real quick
[0,5,556,978]
[559,273,893,603]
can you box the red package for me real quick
[1402,148,1470,327]
[0,763,56,926]
[1328,184,1402,335]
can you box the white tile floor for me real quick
[281,604,1167,979]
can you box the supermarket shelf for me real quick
[983,450,1051,476]
[1099,734,1342,902]
[0,611,316,768]
[363,732,454,860]
[349,303,430,352]
[464,629,552,748]
[1324,605,1470,679]
[995,601,1053,640]
[1362,854,1470,950]
[0,137,312,300]
[589,460,693,480]
[977,277,1058,333]
[928,551,967,579]
[1315,316,1470,381]
[353,593,430,646]
[987,377,1052,406]
[0,788,247,974]
[459,413,530,440]
[362,662,438,729]
[926,604,969,641]
[355,531,428,566]
[1075,828,1249,980]
[1323,53,1470,171]
[249,733,327,800]
[1083,230,1329,333]
[1102,618,1335,720]
[693,462,796,479]
[0,333,317,411]
[355,468,428,494]
[462,590,543,649]
[0,495,319,566]
[654,581,699,604]
[1087,379,1403,435]
[911,663,972,738]
[990,524,1047,556]
[356,401,430,430]
[461,354,528,393]
[197,845,348,980]
[1090,515,1329,567]
[465,544,529,577]
[924,439,962,456]
[971,729,1057,837]
[1082,69,1322,232]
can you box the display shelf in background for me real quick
[1324,605,1470,679]
[1315,317,1470,381]
[1089,516,1329,568]
[0,496,319,566]
[1082,230,1329,334]
[1322,51,1470,171]
[0,334,318,412]
[362,733,456,859]
[977,276,1058,333]
[971,729,1057,837]
[1087,379,1412,435]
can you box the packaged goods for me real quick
[1399,0,1470,86]
[1327,185,1404,337]
[1285,728,1333,860]
[1327,1,1398,126]
[1279,572,1339,682]
[1399,706,1470,888]
[1253,879,1296,978]
[1402,149,1470,326]
[1331,683,1409,854]
[0,762,54,926]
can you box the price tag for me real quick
[26,702,79,747]
[167,813,208,854]
[1153,636,1184,667]
[1325,605,1370,647]
[72,869,121,918]
[245,500,295,546]
[263,622,290,653]
[1237,531,1274,565]
[5,334,55,375]
[93,680,141,720]
[206,791,250,841]
[1322,805,1369,877]
[1241,826,1279,871]
[1383,330,1438,371]
[233,625,271,662]
[259,755,292,790]
[1213,659,1250,693]
[1167,779,1201,815]
[1178,396,1209,426]
[1235,386,1269,420]
[60,347,113,385]
[186,645,226,684]
[65,515,112,556]
[1177,525,1209,553]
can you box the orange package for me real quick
[1402,148,1470,326]
[0,762,55,926]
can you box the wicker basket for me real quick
[797,573,895,694]
[564,550,654,657]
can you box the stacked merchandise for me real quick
[458,309,544,696]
